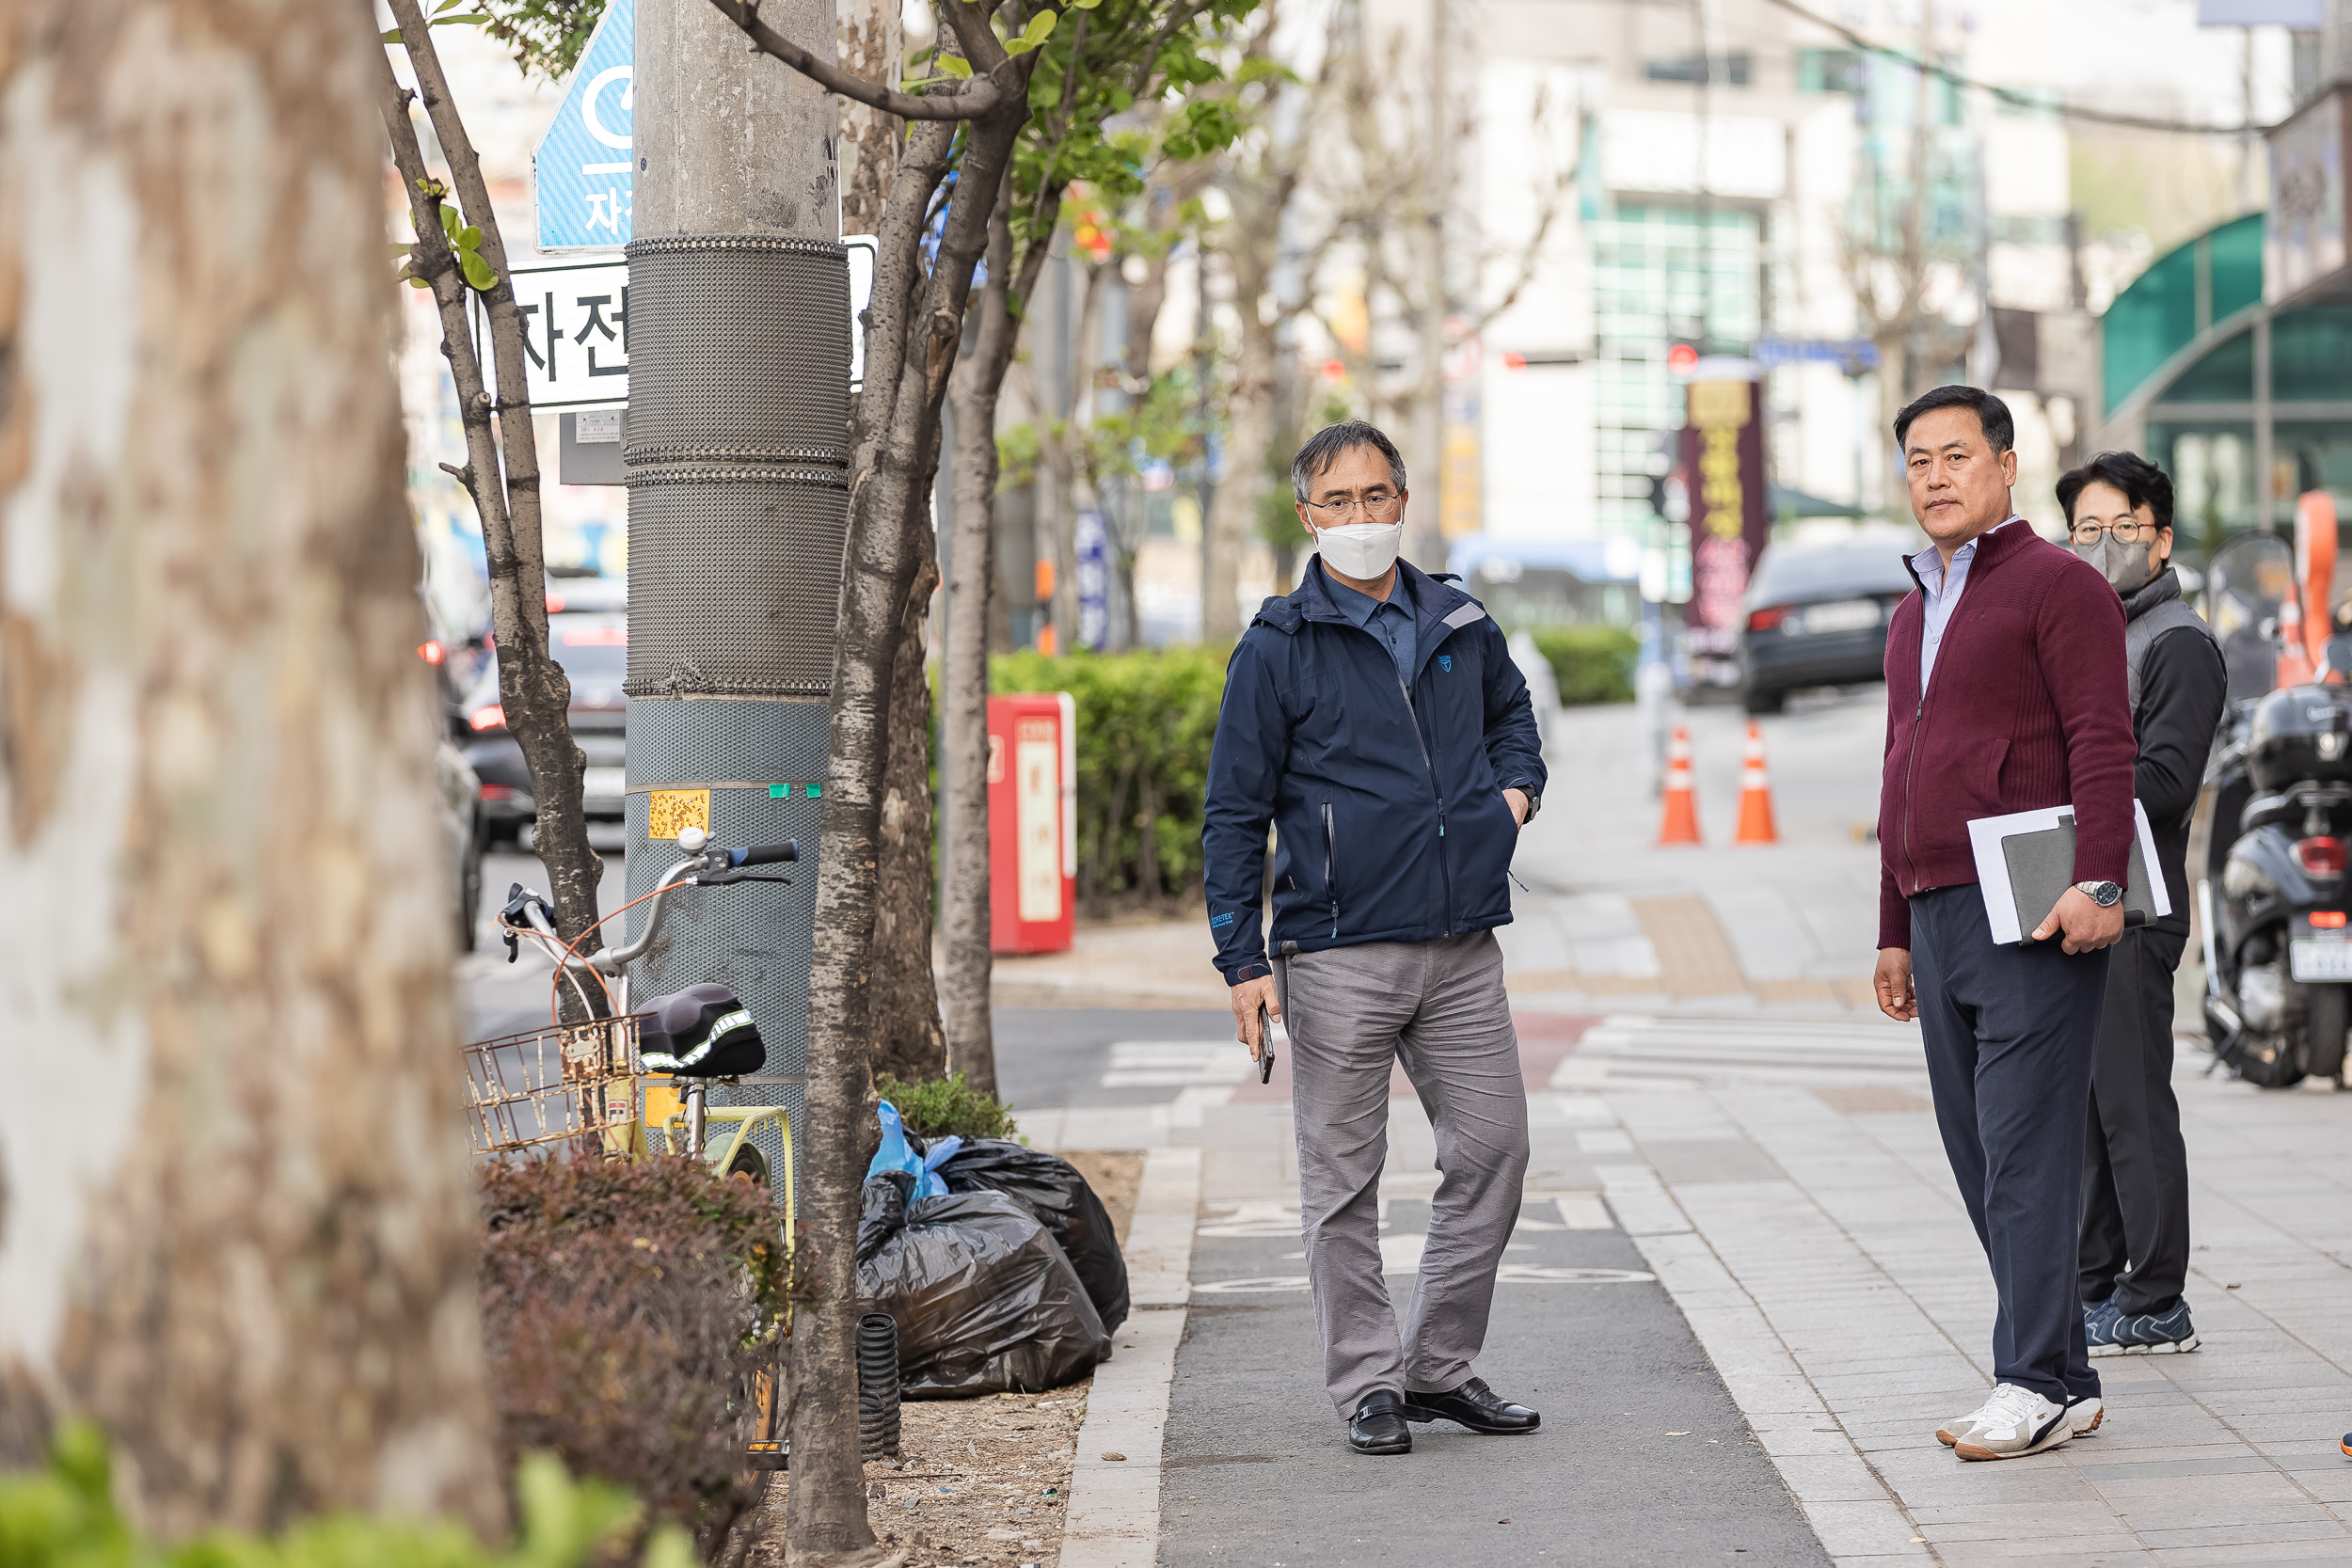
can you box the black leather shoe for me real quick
[1400,1377,1540,1433]
[1348,1390,1413,1454]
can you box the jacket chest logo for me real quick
[1438,654,1452,673]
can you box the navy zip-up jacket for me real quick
[1201,558,1547,984]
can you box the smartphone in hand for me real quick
[1257,1004,1277,1085]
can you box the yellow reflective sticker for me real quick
[646,787,711,840]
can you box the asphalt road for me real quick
[1161,1199,1830,1568]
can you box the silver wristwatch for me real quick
[2074,879,2123,908]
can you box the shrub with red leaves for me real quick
[477,1152,796,1556]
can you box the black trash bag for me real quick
[856,1188,1111,1399]
[934,1140,1131,1333]
[858,1170,914,1262]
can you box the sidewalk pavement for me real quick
[1028,1017,2352,1567]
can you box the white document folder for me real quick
[1965,800,2170,946]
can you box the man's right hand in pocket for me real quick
[1874,948,1917,1022]
[1231,974,1280,1061]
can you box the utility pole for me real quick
[1409,0,1447,571]
[626,0,845,1148]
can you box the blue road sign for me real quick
[534,0,633,252]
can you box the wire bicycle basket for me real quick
[463,1015,644,1159]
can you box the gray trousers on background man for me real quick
[1275,929,1530,1415]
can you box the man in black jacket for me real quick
[2060,451,2226,1357]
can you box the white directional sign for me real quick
[476,259,628,410]
[534,0,633,252]
[475,245,878,413]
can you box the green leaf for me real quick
[460,252,500,292]
[1019,9,1058,46]
[937,52,972,78]
[381,25,402,40]
[456,225,484,250]
[439,205,462,238]
[432,12,491,23]
[407,275,434,289]
[643,1524,700,1568]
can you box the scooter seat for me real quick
[638,983,766,1078]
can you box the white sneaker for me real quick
[1952,1383,2072,1461]
[2067,1393,2104,1436]
[1934,1407,1981,1447]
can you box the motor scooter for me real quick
[2202,684,2352,1086]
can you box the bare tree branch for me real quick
[707,0,1009,119]
[382,0,606,988]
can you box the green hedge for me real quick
[992,645,1228,911]
[1528,626,1639,706]
[987,627,1631,912]
[0,1423,691,1568]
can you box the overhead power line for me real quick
[1756,0,2278,137]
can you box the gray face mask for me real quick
[2074,532,2159,594]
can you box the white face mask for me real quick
[1314,520,1405,580]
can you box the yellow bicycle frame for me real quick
[611,1075,797,1258]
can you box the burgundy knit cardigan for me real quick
[1877,520,2137,951]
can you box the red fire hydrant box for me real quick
[988,692,1076,955]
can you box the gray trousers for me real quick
[1275,929,1530,1415]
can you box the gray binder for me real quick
[1966,800,2169,946]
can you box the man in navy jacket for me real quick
[1201,420,1547,1456]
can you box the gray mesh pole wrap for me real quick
[624,234,851,1161]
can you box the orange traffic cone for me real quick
[1658,724,1702,846]
[1735,721,1779,845]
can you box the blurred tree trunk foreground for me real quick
[0,0,502,1542]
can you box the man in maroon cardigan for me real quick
[1871,386,2136,1462]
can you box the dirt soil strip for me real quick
[739,1150,1152,1568]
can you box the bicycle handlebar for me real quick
[499,839,799,981]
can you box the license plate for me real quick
[1801,599,1881,635]
[2290,939,2352,981]
[582,766,627,801]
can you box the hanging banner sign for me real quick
[534,0,634,252]
[1678,372,1767,657]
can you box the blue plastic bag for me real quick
[867,1101,949,1200]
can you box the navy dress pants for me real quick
[1910,884,2109,1405]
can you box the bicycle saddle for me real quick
[638,983,766,1078]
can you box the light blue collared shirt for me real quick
[1324,571,1419,689]
[1913,516,2025,692]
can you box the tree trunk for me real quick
[788,81,1019,1559]
[1204,310,1275,642]
[0,0,502,1541]
[386,0,605,994]
[939,210,1011,1101]
[938,180,1067,1096]
[866,522,946,1085]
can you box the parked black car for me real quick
[458,577,628,842]
[1737,530,1919,714]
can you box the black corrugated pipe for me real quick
[857,1312,902,1459]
